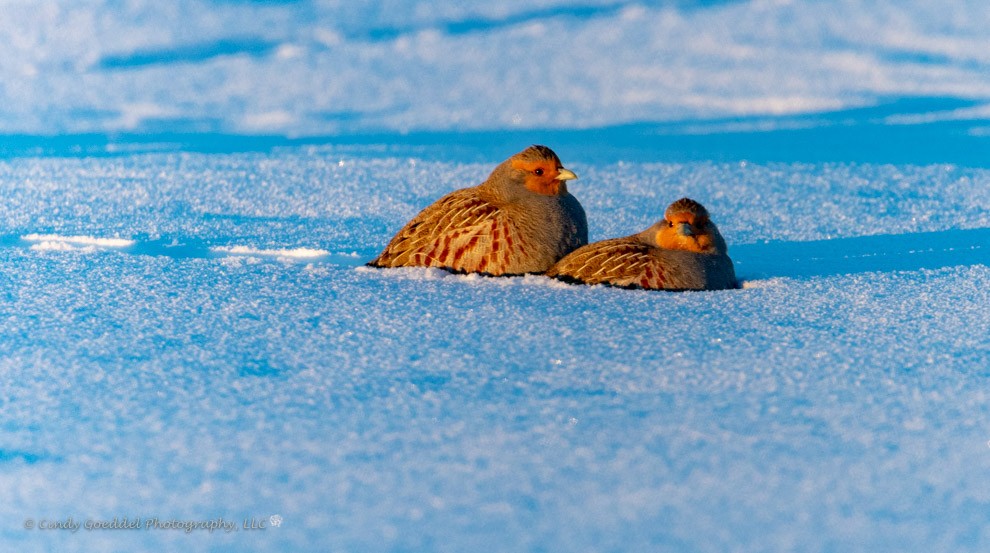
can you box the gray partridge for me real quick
[546,198,736,290]
[368,145,588,275]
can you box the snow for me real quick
[22,234,136,251]
[1,1,990,552]
[211,245,331,260]
[2,1,990,134]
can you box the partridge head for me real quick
[650,197,727,254]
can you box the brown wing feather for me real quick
[369,189,524,275]
[547,237,667,289]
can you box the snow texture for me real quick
[1,1,990,553]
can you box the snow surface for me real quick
[3,145,990,553]
[2,1,990,553]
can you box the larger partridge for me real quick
[546,198,736,290]
[368,145,588,275]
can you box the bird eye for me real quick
[534,168,544,176]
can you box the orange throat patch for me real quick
[656,227,714,253]
[524,178,561,196]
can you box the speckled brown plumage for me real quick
[369,145,588,275]
[546,197,737,291]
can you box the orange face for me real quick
[655,210,716,253]
[510,158,577,196]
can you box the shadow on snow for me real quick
[4,226,988,285]
[732,227,990,281]
[1,97,987,167]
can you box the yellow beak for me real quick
[555,168,578,181]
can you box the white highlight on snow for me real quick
[22,234,135,251]
[114,102,178,130]
[740,278,785,289]
[884,103,990,125]
[241,110,297,131]
[211,245,330,259]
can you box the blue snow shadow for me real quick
[732,227,990,281]
[363,96,990,166]
[0,449,52,465]
[358,4,627,41]
[5,226,986,284]
[124,236,365,266]
[1,96,987,166]
[353,1,737,41]
[99,38,281,69]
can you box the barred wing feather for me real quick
[370,190,531,275]
[547,238,668,289]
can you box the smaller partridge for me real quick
[368,145,588,276]
[545,198,736,291]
